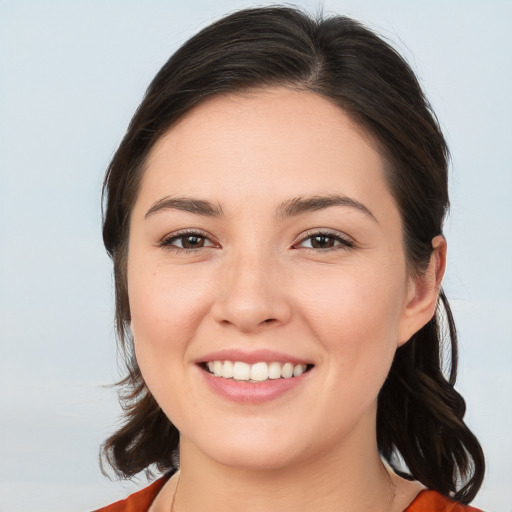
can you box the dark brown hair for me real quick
[101,6,484,504]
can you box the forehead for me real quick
[136,87,393,217]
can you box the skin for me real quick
[127,88,446,512]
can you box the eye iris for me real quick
[311,235,335,249]
[182,235,205,248]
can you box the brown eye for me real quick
[181,235,206,249]
[310,235,336,249]
[161,231,216,250]
[297,232,354,250]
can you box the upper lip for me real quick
[197,349,313,366]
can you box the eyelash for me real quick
[159,229,354,253]
[159,229,218,253]
[293,230,355,251]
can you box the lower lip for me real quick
[199,366,311,404]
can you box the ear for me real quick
[397,235,447,346]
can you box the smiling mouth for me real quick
[201,361,314,382]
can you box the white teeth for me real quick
[281,362,294,379]
[233,361,251,381]
[293,364,305,377]
[213,360,223,377]
[221,360,234,378]
[250,362,269,382]
[268,361,282,379]
[205,360,308,381]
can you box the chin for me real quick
[183,425,310,471]
[207,445,301,471]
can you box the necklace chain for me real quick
[170,471,180,512]
[386,469,397,512]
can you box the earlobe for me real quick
[397,235,447,346]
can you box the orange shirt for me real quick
[93,476,484,512]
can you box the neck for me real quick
[174,429,394,512]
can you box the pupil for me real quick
[312,235,333,248]
[183,235,203,248]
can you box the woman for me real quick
[96,6,485,511]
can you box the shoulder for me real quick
[93,476,170,512]
[405,490,484,512]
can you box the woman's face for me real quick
[127,88,428,470]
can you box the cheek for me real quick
[126,259,215,418]
[126,256,215,400]
[128,258,209,342]
[298,262,406,342]
[295,261,407,392]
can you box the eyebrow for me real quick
[277,194,377,222]
[145,197,224,218]
[145,193,376,222]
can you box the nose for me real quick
[211,250,292,333]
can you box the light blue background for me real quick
[0,1,510,510]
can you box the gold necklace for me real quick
[170,471,180,512]
[385,470,397,512]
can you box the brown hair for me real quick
[101,6,484,504]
